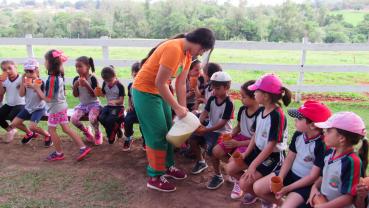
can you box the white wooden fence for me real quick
[1,34,369,101]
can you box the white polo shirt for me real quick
[237,106,261,138]
[2,75,25,106]
[205,95,234,133]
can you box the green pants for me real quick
[132,88,174,177]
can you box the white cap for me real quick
[210,71,231,82]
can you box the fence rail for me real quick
[1,35,369,101]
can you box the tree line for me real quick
[0,0,369,43]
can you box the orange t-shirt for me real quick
[133,38,192,94]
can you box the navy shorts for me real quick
[275,170,312,206]
[190,131,221,156]
[244,147,284,176]
[17,109,46,123]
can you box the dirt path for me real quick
[0,136,260,208]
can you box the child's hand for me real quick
[194,125,207,136]
[79,78,89,87]
[357,183,369,199]
[108,100,115,106]
[223,139,239,149]
[275,186,290,200]
[196,97,205,104]
[243,166,257,183]
[307,186,320,207]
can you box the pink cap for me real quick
[248,73,283,95]
[315,112,367,136]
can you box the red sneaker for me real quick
[164,166,187,180]
[76,147,91,161]
[147,176,176,192]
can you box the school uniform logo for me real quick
[303,155,314,162]
[329,175,340,188]
[262,158,274,167]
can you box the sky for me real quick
[5,0,306,7]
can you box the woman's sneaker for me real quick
[46,151,64,161]
[191,161,208,174]
[147,175,176,192]
[242,193,258,205]
[207,175,224,190]
[164,166,187,180]
[21,132,38,144]
[230,181,243,199]
[44,136,53,147]
[76,147,91,161]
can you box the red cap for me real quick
[288,100,332,123]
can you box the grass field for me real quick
[330,9,369,26]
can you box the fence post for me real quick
[25,34,34,58]
[296,36,308,102]
[101,36,109,65]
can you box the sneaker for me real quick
[261,200,275,208]
[230,181,243,199]
[4,129,17,143]
[147,175,176,192]
[44,136,53,147]
[122,137,133,152]
[164,166,187,180]
[191,161,208,175]
[21,132,38,144]
[46,151,65,161]
[242,193,258,205]
[76,147,91,161]
[83,127,94,143]
[207,175,224,190]
[94,132,103,146]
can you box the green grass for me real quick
[330,10,369,26]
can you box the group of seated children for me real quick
[0,49,144,162]
[186,66,368,208]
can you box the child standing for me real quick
[190,71,234,190]
[0,60,26,143]
[34,49,91,161]
[308,112,367,208]
[253,100,332,208]
[123,62,145,151]
[217,80,261,199]
[71,56,102,145]
[10,58,52,146]
[98,66,125,145]
[225,73,291,205]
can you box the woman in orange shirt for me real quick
[132,28,215,192]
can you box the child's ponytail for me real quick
[359,138,369,176]
[89,57,95,73]
[281,86,292,107]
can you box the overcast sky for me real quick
[5,0,306,7]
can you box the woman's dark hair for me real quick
[265,87,292,107]
[76,56,95,73]
[204,62,222,78]
[101,66,116,80]
[337,128,368,174]
[140,28,215,67]
[44,49,64,77]
[190,59,201,71]
[241,80,256,99]
[131,62,140,73]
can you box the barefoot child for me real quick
[190,71,234,190]
[308,112,367,208]
[0,60,25,143]
[71,56,103,145]
[97,66,125,145]
[225,73,291,205]
[253,100,332,208]
[219,80,261,199]
[33,49,91,161]
[10,58,52,146]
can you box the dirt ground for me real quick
[0,136,260,208]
